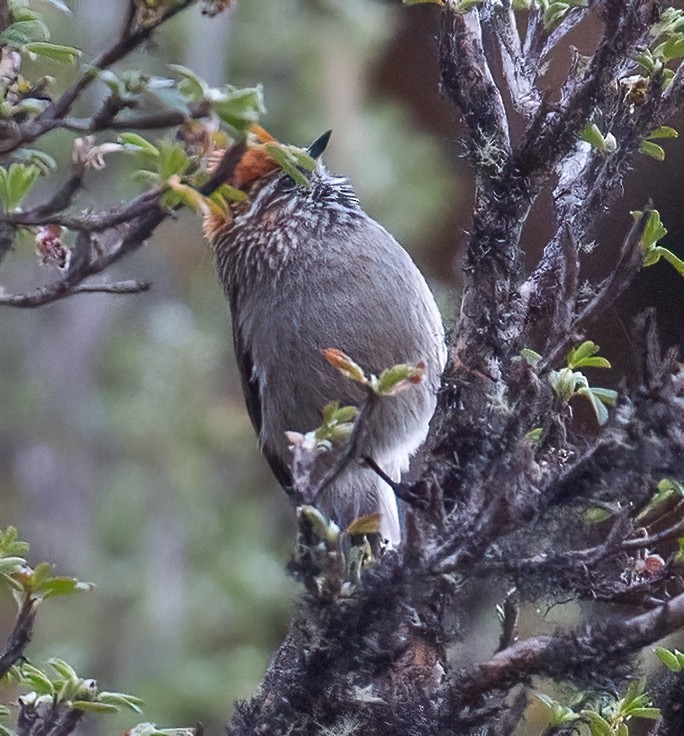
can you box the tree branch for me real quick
[0,595,35,679]
[0,0,198,154]
[458,592,684,703]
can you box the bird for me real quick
[208,130,446,545]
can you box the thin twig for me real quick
[0,0,198,154]
[70,279,150,296]
[539,210,647,371]
[622,519,684,550]
[62,101,211,133]
[313,392,378,502]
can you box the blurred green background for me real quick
[1,2,683,735]
[0,1,463,732]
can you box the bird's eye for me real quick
[279,175,297,191]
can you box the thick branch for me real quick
[463,593,684,698]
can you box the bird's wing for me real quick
[232,317,294,492]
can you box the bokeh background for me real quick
[0,1,682,734]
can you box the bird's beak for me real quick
[308,130,332,160]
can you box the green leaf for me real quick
[211,84,265,132]
[0,556,28,574]
[22,42,81,64]
[15,148,57,175]
[118,132,160,158]
[403,0,444,5]
[520,347,542,365]
[210,183,248,204]
[0,19,51,46]
[633,209,667,253]
[156,141,190,180]
[629,706,661,718]
[656,478,684,497]
[577,387,609,425]
[48,658,79,681]
[585,506,612,523]
[575,355,612,369]
[581,710,612,736]
[639,140,665,160]
[580,122,606,149]
[0,527,29,557]
[543,2,571,28]
[131,170,162,186]
[261,142,310,187]
[656,246,684,276]
[566,341,611,369]
[71,701,119,714]
[371,362,424,396]
[0,163,41,211]
[587,387,618,406]
[168,64,208,100]
[646,125,678,139]
[98,692,144,714]
[18,664,55,696]
[655,646,684,672]
[655,33,684,62]
[524,427,544,444]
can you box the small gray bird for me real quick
[211,133,445,545]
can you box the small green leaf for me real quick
[656,478,684,497]
[576,386,612,425]
[22,42,81,64]
[586,506,614,523]
[629,707,660,719]
[524,427,544,444]
[211,183,248,203]
[15,148,57,175]
[118,133,160,158]
[372,362,424,396]
[656,246,684,276]
[98,692,144,714]
[581,710,612,736]
[71,701,119,714]
[48,658,79,681]
[156,141,190,180]
[587,387,618,405]
[403,0,445,5]
[0,19,51,46]
[655,34,684,62]
[639,140,665,160]
[261,142,311,188]
[0,557,28,574]
[18,664,55,696]
[521,347,542,365]
[0,527,29,557]
[0,163,41,211]
[655,646,683,672]
[566,341,611,370]
[646,126,678,139]
[168,64,208,101]
[210,84,265,132]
